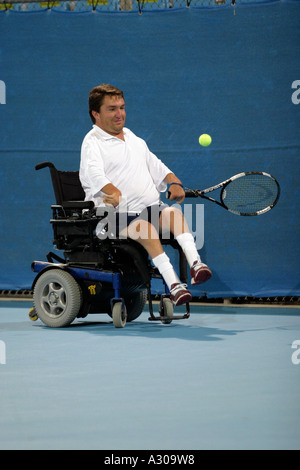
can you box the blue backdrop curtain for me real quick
[0,1,299,297]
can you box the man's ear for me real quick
[92,110,99,121]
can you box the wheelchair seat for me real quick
[30,161,190,328]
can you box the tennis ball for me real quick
[199,134,212,147]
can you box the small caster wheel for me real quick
[29,307,38,322]
[112,301,127,328]
[161,297,173,324]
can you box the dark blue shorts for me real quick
[96,204,168,239]
[116,204,167,236]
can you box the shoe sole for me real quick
[191,267,212,285]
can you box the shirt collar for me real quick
[93,124,128,141]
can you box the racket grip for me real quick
[166,189,199,199]
[184,189,199,198]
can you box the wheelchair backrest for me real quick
[36,161,85,204]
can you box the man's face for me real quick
[93,94,126,136]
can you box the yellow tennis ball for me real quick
[199,134,212,146]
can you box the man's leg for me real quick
[121,219,192,306]
[159,206,212,284]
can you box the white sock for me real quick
[175,233,201,267]
[152,252,180,289]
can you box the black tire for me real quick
[33,269,82,328]
[125,289,147,322]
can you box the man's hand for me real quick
[164,173,185,204]
[168,184,185,204]
[101,184,122,207]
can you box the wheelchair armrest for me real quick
[51,202,95,219]
[60,201,95,210]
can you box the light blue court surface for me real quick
[0,301,299,450]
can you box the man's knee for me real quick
[160,206,186,233]
[161,206,183,219]
[127,219,159,241]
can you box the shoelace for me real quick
[170,283,188,294]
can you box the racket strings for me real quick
[221,174,278,214]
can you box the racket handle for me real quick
[166,189,199,199]
[184,189,199,198]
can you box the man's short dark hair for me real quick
[89,84,124,124]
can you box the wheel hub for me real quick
[49,291,59,306]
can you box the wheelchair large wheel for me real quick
[33,269,82,328]
[125,289,147,322]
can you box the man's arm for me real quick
[164,172,185,203]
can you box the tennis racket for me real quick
[168,172,280,216]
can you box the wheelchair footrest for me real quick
[148,312,190,322]
[147,291,190,322]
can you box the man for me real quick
[80,84,212,306]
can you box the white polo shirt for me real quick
[80,125,171,213]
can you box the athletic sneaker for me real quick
[190,261,212,285]
[170,283,192,306]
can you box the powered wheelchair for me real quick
[29,162,190,328]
